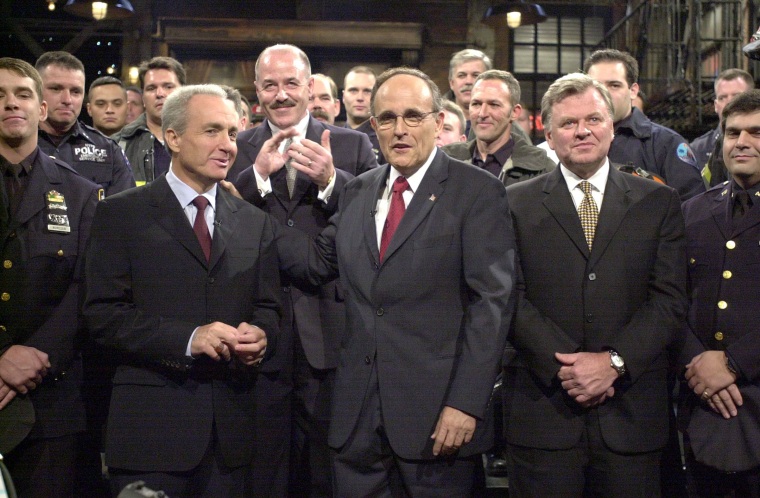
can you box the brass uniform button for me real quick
[726,240,736,250]
[718,301,728,310]
[723,270,732,279]
[1,293,9,302]
[57,249,64,257]
[0,325,5,332]
[2,260,11,269]
[689,258,696,265]
[714,332,724,341]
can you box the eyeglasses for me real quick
[372,111,437,130]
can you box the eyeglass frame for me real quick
[371,110,438,130]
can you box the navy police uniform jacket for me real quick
[0,148,100,438]
[39,121,135,197]
[609,107,705,201]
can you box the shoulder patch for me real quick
[676,142,697,167]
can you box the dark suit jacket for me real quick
[504,165,688,453]
[679,183,760,472]
[83,176,281,472]
[231,117,376,372]
[280,149,515,459]
[0,149,99,439]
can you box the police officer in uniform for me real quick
[680,90,760,497]
[0,57,99,497]
[584,49,705,201]
[35,51,134,197]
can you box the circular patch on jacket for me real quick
[677,142,697,167]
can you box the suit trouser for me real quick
[685,447,760,498]
[506,412,662,498]
[5,434,76,498]
[331,362,479,498]
[290,331,334,498]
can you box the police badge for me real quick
[46,190,71,233]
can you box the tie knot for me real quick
[579,180,593,196]
[192,196,209,211]
[392,176,410,194]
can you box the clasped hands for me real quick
[191,322,267,367]
[685,350,741,419]
[555,352,618,408]
[0,344,51,410]
[253,127,335,189]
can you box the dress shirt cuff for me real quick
[186,327,199,358]
[254,166,272,197]
[317,171,336,203]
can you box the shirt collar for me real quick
[730,178,760,199]
[613,107,652,139]
[472,137,515,166]
[388,147,437,194]
[268,113,310,141]
[0,148,39,175]
[166,164,217,211]
[560,158,610,195]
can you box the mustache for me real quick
[460,84,473,93]
[310,109,330,121]
[270,99,297,109]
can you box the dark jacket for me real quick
[442,128,555,186]
[113,113,156,185]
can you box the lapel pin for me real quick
[721,189,728,196]
[429,194,436,202]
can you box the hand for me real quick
[232,323,267,366]
[431,406,476,456]
[685,350,736,400]
[219,179,242,200]
[576,387,616,408]
[0,345,50,394]
[0,378,17,410]
[555,352,618,405]
[706,384,743,419]
[288,129,335,188]
[190,322,239,361]
[253,128,299,180]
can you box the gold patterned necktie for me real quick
[283,137,297,198]
[578,180,598,250]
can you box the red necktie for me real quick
[192,196,212,261]
[379,176,409,262]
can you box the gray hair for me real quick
[162,84,228,142]
[474,69,521,106]
[541,73,613,132]
[218,84,244,119]
[371,67,443,115]
[255,44,311,82]
[448,49,492,81]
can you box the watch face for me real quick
[612,355,624,368]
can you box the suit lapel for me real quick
[541,168,589,258]
[380,150,446,264]
[149,177,209,266]
[588,167,632,267]
[710,185,731,240]
[208,189,238,270]
[363,165,389,263]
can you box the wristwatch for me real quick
[609,349,626,377]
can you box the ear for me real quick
[333,100,341,117]
[434,110,445,134]
[545,128,555,150]
[511,103,523,122]
[164,128,181,154]
[86,103,93,117]
[39,100,48,122]
[630,82,640,99]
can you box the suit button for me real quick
[717,300,728,310]
[585,313,593,322]
[2,260,11,269]
[8,231,15,239]
[57,249,64,257]
[714,331,724,341]
[689,258,696,265]
[287,219,295,227]
[0,293,9,302]
[726,240,736,250]
[0,325,5,332]
[208,277,215,284]
[376,308,384,316]
[723,270,732,279]
[282,286,290,293]
[588,273,596,281]
[364,356,371,365]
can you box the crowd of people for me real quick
[0,40,757,498]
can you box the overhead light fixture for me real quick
[48,0,56,12]
[482,1,548,29]
[63,0,135,21]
